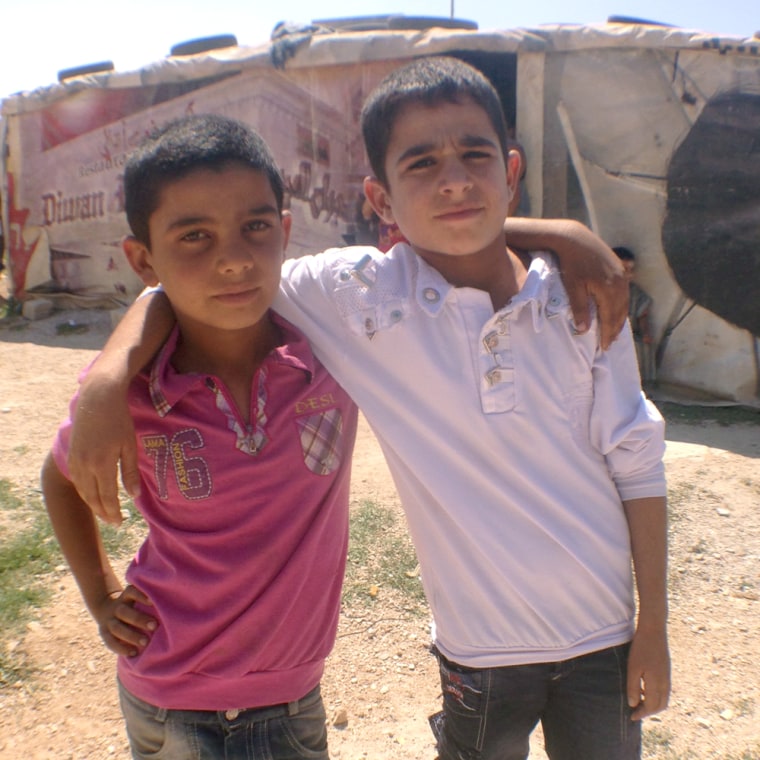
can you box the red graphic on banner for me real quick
[6,174,42,298]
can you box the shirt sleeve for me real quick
[588,321,666,501]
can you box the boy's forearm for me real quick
[41,454,122,613]
[90,289,174,385]
[503,217,622,278]
[622,496,669,629]
[66,289,173,521]
[503,216,569,252]
[504,217,597,257]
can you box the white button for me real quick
[225,709,240,720]
[422,287,440,303]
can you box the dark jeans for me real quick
[432,644,640,760]
[118,680,328,759]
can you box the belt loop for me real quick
[288,699,299,716]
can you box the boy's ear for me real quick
[505,149,522,201]
[122,236,160,287]
[362,176,396,225]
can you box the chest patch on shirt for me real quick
[296,408,344,475]
[142,428,212,501]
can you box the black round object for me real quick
[662,91,760,336]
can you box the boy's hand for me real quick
[555,221,629,349]
[503,218,628,348]
[67,374,140,525]
[627,626,671,720]
[92,585,156,658]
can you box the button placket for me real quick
[478,313,516,411]
[481,324,510,386]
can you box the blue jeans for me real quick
[118,681,328,759]
[432,644,640,760]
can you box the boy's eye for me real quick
[181,229,208,242]
[463,149,493,160]
[245,219,271,232]
[407,156,435,171]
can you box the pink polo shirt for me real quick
[53,314,357,709]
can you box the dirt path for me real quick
[0,299,758,759]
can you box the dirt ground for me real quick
[0,292,758,759]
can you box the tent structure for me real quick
[1,16,759,406]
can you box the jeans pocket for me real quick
[118,682,171,758]
[438,658,488,754]
[269,697,329,759]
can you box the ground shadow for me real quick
[0,309,114,351]
[660,402,760,459]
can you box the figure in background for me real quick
[615,246,656,388]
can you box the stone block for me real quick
[22,298,54,321]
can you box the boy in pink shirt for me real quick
[41,114,357,758]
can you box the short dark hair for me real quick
[360,56,509,187]
[124,114,285,246]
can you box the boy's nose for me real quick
[218,237,254,272]
[439,158,473,194]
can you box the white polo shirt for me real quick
[276,243,666,667]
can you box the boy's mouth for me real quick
[214,286,259,303]
[435,206,482,222]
